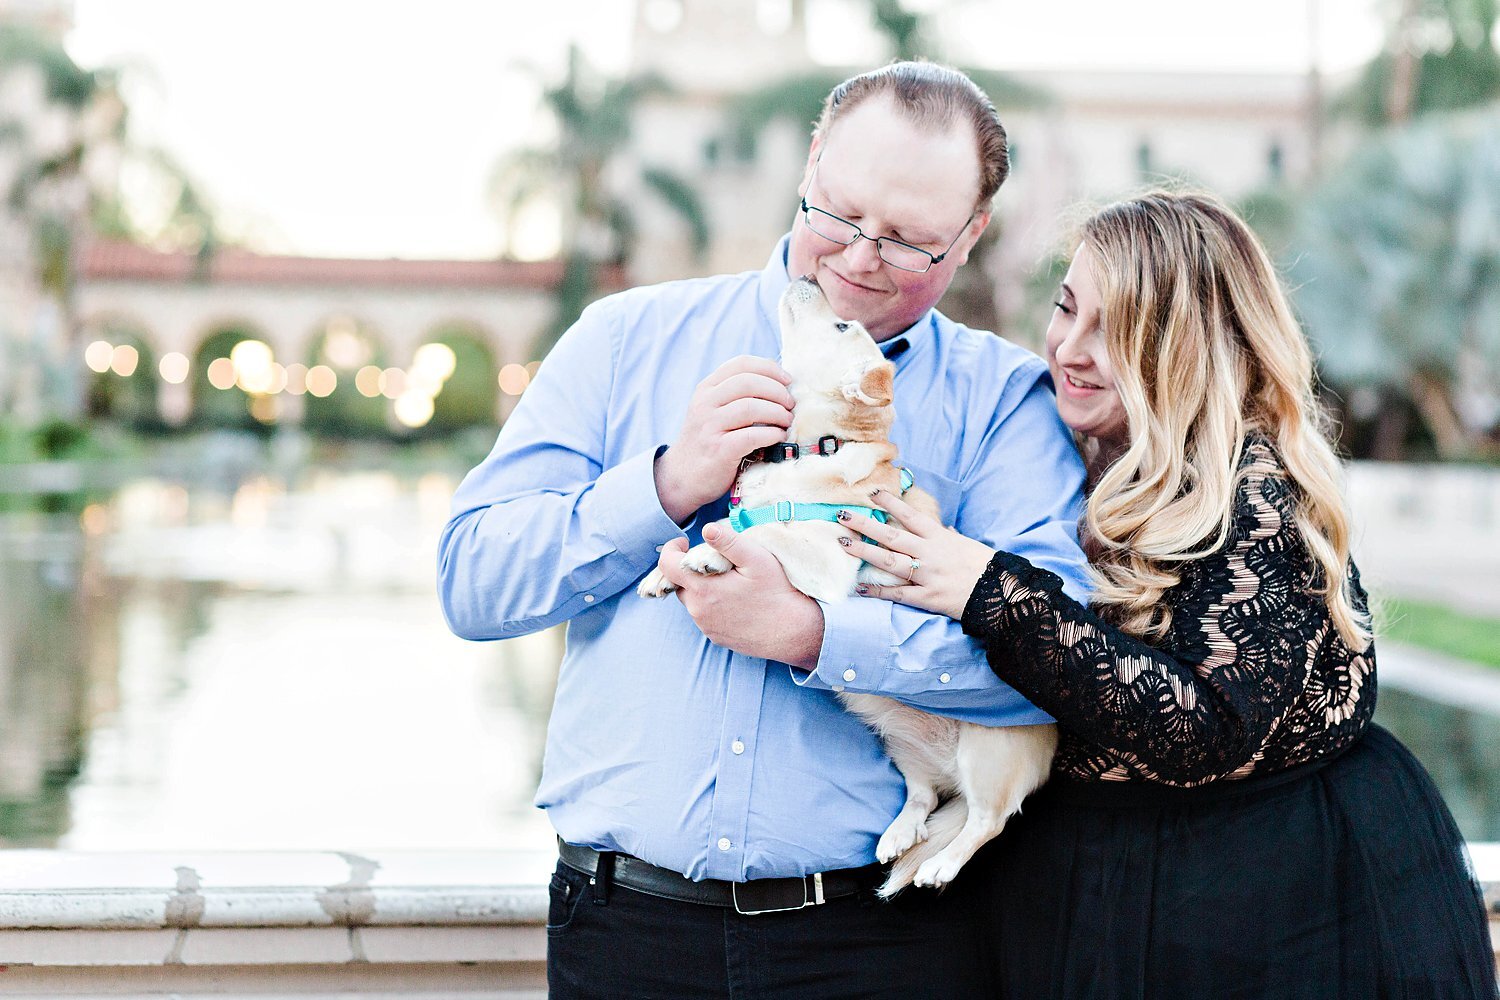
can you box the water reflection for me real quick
[1376,687,1500,841]
[0,514,90,843]
[0,466,562,851]
[0,463,1497,850]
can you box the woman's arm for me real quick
[842,462,1342,785]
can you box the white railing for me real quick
[0,845,1496,997]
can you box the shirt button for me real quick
[842,668,857,682]
[939,673,951,683]
[583,594,595,603]
[731,740,745,755]
[717,838,732,851]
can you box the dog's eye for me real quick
[835,322,850,332]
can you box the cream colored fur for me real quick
[638,276,1056,894]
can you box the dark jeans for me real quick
[545,859,993,999]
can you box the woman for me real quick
[838,191,1497,998]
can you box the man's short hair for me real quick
[814,61,1010,209]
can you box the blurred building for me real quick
[74,241,624,429]
[620,0,1325,343]
[50,0,1334,429]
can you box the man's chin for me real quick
[819,271,888,322]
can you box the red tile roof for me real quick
[78,239,626,291]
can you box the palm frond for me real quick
[641,166,711,258]
[721,71,846,161]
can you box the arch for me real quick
[190,323,276,432]
[300,315,391,438]
[416,320,500,433]
[80,317,158,429]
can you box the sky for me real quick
[65,0,1387,261]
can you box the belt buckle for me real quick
[731,872,824,916]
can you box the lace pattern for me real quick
[960,438,1376,786]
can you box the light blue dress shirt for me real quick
[438,236,1090,881]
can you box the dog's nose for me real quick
[786,275,821,306]
[801,274,819,287]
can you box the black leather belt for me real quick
[557,840,887,916]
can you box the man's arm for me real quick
[437,296,797,641]
[437,298,683,640]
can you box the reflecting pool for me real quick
[0,462,557,851]
[1,458,1497,850]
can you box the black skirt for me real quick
[976,725,1497,999]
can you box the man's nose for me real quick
[842,235,883,272]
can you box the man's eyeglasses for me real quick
[799,184,974,274]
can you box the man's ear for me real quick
[953,208,992,267]
[842,361,895,407]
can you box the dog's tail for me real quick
[878,798,968,898]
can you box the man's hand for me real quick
[654,356,795,524]
[657,524,824,669]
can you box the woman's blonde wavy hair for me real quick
[1075,190,1370,650]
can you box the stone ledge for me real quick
[0,850,553,932]
[0,844,1495,974]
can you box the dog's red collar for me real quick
[731,435,846,508]
[748,435,845,465]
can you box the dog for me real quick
[638,275,1056,894]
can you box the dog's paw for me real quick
[912,851,966,889]
[680,543,732,576]
[875,816,929,864]
[637,569,677,598]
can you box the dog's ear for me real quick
[842,361,895,407]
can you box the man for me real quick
[439,62,1090,999]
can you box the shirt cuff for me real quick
[594,445,688,568]
[790,596,895,693]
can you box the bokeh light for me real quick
[498,363,530,395]
[305,365,337,398]
[394,392,435,428]
[79,503,110,536]
[110,344,139,377]
[85,340,113,374]
[232,340,275,394]
[159,351,190,384]
[412,342,457,382]
[355,365,383,397]
[207,357,236,390]
[379,367,407,399]
[249,394,278,423]
[322,318,368,369]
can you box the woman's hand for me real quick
[837,489,998,621]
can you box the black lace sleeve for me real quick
[960,446,1373,786]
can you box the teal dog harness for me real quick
[729,501,889,532]
[728,464,914,533]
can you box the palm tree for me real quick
[491,45,709,357]
[1338,0,1500,125]
[1290,108,1500,459]
[0,24,215,420]
[0,23,122,419]
[872,0,929,61]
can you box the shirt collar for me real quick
[759,233,933,369]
